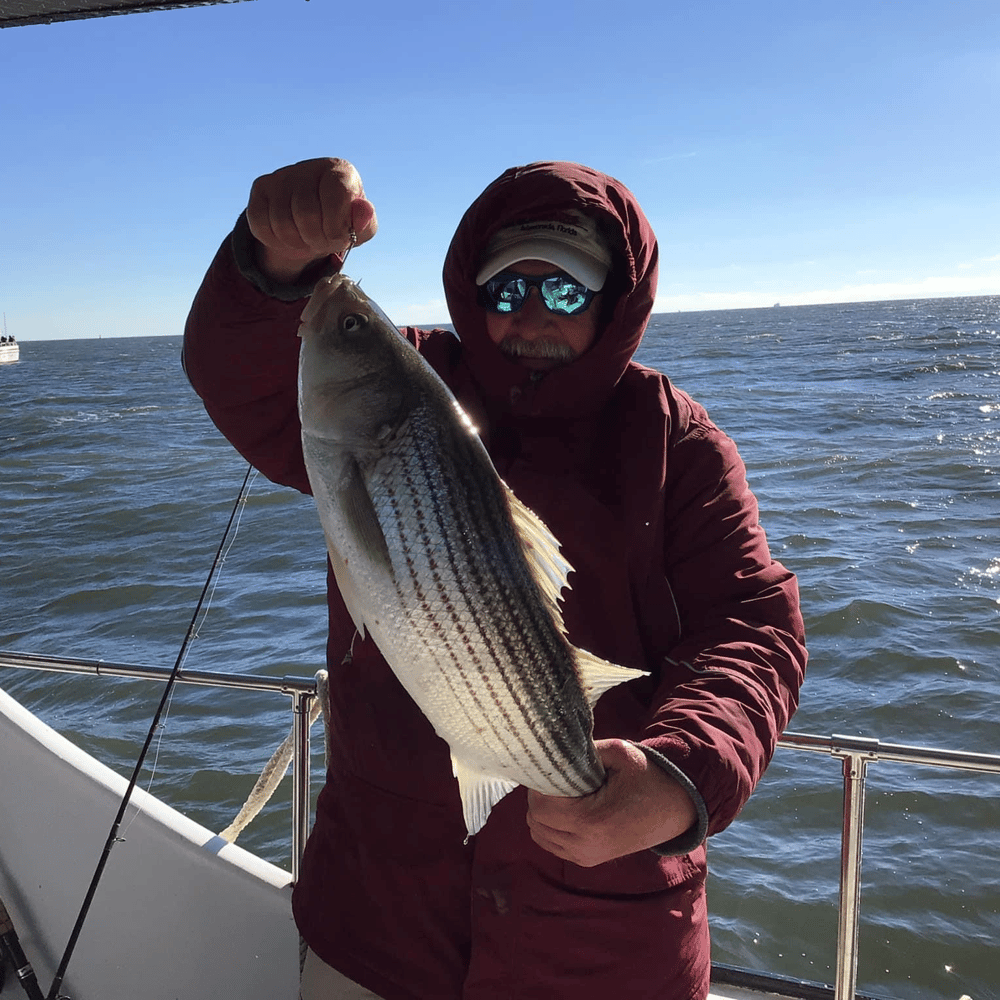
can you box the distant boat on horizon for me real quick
[1,313,20,364]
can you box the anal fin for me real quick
[451,755,518,837]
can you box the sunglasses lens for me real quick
[486,277,527,313]
[541,277,590,315]
[481,272,595,315]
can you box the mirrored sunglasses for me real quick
[478,271,597,316]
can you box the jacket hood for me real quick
[443,161,659,421]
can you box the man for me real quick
[183,157,807,1000]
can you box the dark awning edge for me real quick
[0,0,254,29]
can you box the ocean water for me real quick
[1,295,998,1000]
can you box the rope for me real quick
[219,670,330,844]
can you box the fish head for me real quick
[298,274,418,446]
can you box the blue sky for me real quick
[2,0,998,339]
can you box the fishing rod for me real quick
[45,463,255,1000]
[0,896,45,1000]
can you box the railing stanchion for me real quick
[829,735,878,1000]
[290,687,312,884]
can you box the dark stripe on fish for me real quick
[406,403,600,793]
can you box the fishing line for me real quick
[46,462,256,1000]
[192,468,258,640]
[120,467,258,839]
[119,686,177,840]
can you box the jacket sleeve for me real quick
[641,398,807,848]
[182,215,329,493]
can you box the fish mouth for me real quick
[299,273,364,338]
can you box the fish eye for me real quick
[341,313,366,334]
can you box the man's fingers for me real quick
[287,183,332,253]
[350,197,377,246]
[247,157,373,263]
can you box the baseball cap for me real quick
[475,214,612,291]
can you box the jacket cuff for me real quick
[230,211,339,301]
[628,741,709,857]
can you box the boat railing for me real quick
[3,649,1000,1000]
[0,650,320,884]
[770,731,1000,1000]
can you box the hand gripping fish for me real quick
[297,274,646,837]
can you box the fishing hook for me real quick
[341,228,357,267]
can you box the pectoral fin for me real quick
[324,532,368,638]
[319,457,392,637]
[339,458,392,571]
[451,755,519,837]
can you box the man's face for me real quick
[483,259,603,372]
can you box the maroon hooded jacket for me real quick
[183,161,807,1000]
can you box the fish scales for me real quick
[374,409,598,794]
[380,419,580,767]
[297,273,646,835]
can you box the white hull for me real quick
[0,344,18,364]
[0,684,299,1000]
[0,679,788,1000]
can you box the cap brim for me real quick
[475,237,608,291]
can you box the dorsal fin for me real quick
[504,482,649,701]
[503,483,573,631]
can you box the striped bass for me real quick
[297,273,646,837]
